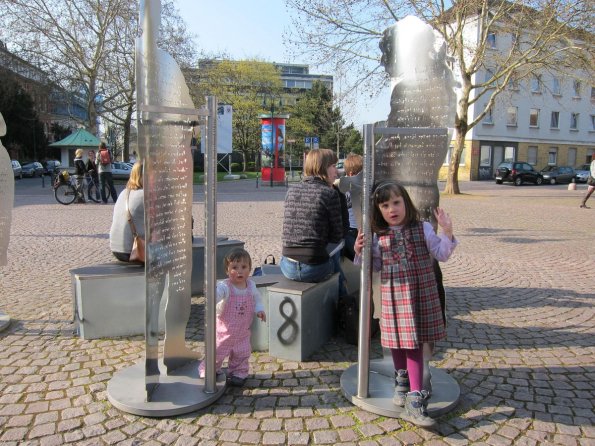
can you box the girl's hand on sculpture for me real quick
[354,231,365,256]
[434,207,453,240]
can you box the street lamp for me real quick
[262,94,282,187]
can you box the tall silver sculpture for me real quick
[0,113,12,267]
[340,16,459,419]
[107,0,225,416]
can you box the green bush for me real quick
[230,162,242,172]
[247,162,256,171]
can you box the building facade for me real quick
[438,20,594,181]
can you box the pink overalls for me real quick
[199,279,256,379]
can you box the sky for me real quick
[176,0,390,128]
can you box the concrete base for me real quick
[107,359,226,417]
[340,356,460,418]
[0,309,10,332]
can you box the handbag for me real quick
[126,189,145,264]
[587,175,595,186]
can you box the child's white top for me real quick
[215,279,265,315]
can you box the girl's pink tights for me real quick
[391,347,423,391]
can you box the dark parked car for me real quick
[21,161,45,177]
[495,162,543,186]
[540,166,576,184]
[44,160,62,176]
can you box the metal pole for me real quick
[204,96,218,394]
[357,123,375,398]
[270,102,274,188]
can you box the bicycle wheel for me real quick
[54,183,77,205]
[87,182,101,203]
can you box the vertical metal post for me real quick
[203,96,218,394]
[270,103,275,188]
[357,123,375,398]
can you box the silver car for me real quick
[575,164,591,183]
[111,162,132,180]
[11,160,22,179]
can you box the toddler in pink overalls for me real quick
[198,249,266,386]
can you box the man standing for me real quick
[96,142,118,203]
[580,158,595,209]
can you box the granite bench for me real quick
[71,239,245,339]
[250,273,339,361]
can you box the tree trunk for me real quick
[123,103,133,161]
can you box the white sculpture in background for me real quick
[0,113,14,266]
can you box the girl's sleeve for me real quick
[251,281,265,313]
[353,234,381,271]
[423,221,458,262]
[215,281,230,315]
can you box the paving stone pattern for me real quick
[0,178,593,445]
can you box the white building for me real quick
[441,14,594,181]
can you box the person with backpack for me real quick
[96,142,118,203]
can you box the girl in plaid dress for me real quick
[198,249,266,387]
[354,181,457,428]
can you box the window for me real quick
[527,146,538,165]
[507,107,518,126]
[548,147,558,165]
[508,76,519,90]
[480,145,492,167]
[573,80,581,97]
[487,32,496,48]
[443,145,466,166]
[504,146,515,162]
[567,147,577,166]
[529,109,540,127]
[550,111,559,129]
[483,106,494,124]
[552,77,561,95]
[591,86,595,100]
[531,75,542,93]
[570,113,579,130]
[591,115,595,131]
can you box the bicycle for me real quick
[53,172,101,205]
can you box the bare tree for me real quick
[1,0,130,135]
[285,0,594,193]
[0,0,197,154]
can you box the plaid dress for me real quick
[378,222,446,349]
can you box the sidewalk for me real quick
[0,178,593,445]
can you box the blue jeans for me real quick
[280,253,347,296]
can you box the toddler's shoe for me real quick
[401,390,436,429]
[392,369,409,407]
[227,375,246,387]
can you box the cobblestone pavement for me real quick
[1,177,593,445]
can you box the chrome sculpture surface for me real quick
[377,15,456,226]
[137,0,197,399]
[0,113,13,267]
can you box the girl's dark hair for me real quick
[371,181,419,234]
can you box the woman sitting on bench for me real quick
[109,162,144,262]
[280,149,347,295]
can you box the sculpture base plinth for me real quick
[340,356,459,418]
[108,360,225,417]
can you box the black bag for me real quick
[337,292,380,345]
[252,254,277,276]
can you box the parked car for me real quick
[494,161,543,186]
[575,163,591,183]
[11,160,22,179]
[336,159,346,177]
[111,162,132,180]
[21,161,45,178]
[539,165,576,184]
[44,160,62,176]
